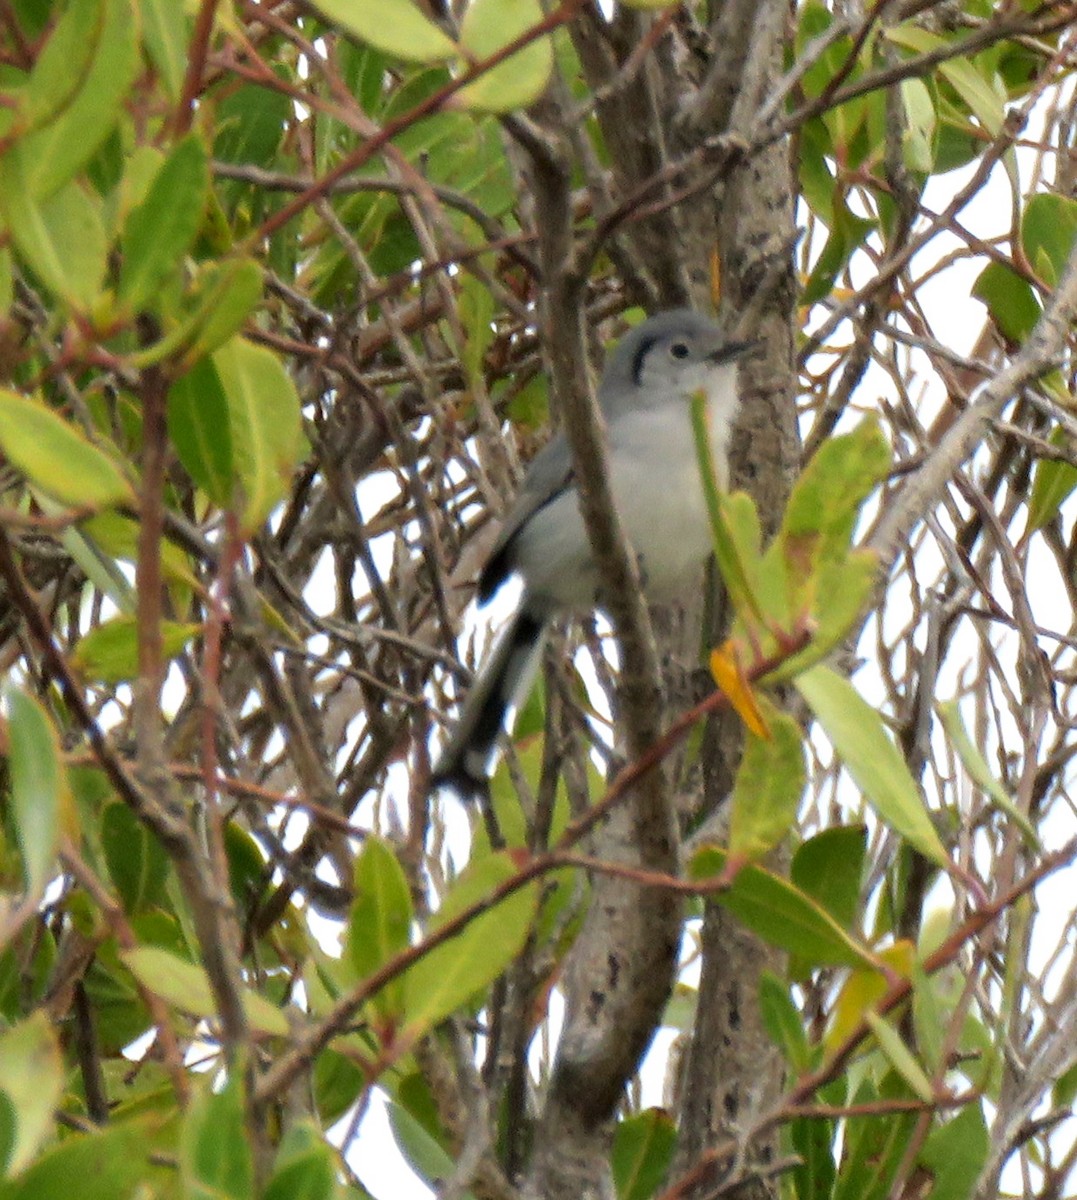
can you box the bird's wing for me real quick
[477,436,573,603]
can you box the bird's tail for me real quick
[431,607,547,795]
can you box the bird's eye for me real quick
[670,342,690,359]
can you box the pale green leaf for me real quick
[0,1015,63,1176]
[0,390,134,509]
[142,0,188,101]
[121,946,289,1036]
[386,1101,466,1197]
[865,1011,934,1102]
[937,700,1038,846]
[938,58,1004,138]
[900,77,936,173]
[72,615,200,684]
[310,0,456,63]
[796,665,948,866]
[884,27,1002,135]
[17,0,101,136]
[6,689,66,898]
[728,703,806,863]
[345,837,413,1021]
[0,176,107,310]
[6,0,138,200]
[402,853,537,1036]
[212,338,304,532]
[457,0,553,112]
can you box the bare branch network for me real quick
[0,2,1076,1199]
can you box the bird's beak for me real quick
[707,338,760,364]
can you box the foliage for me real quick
[0,1,1075,1198]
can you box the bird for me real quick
[432,309,754,794]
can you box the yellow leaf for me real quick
[825,940,915,1051]
[710,641,769,737]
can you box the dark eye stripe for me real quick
[630,335,660,385]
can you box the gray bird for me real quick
[433,309,753,793]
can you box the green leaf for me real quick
[801,199,875,307]
[0,248,12,314]
[386,1101,467,1197]
[101,802,169,913]
[791,826,866,932]
[765,550,878,683]
[938,57,1004,138]
[345,837,413,1021]
[309,0,456,63]
[16,0,101,136]
[917,1103,989,1200]
[885,27,1003,135]
[0,1092,14,1177]
[689,848,878,969]
[0,1120,150,1200]
[211,337,304,533]
[402,852,538,1037]
[81,511,199,594]
[0,1015,63,1176]
[728,703,806,862]
[0,175,107,310]
[264,1122,339,1200]
[784,422,890,571]
[72,615,200,684]
[457,0,553,112]
[142,0,188,101]
[831,1076,917,1200]
[215,84,292,165]
[119,133,209,314]
[864,1011,934,1102]
[790,1110,836,1200]
[936,700,1038,846]
[132,258,263,368]
[1054,1060,1077,1110]
[459,274,495,385]
[900,77,936,173]
[312,1050,364,1125]
[758,970,811,1070]
[1021,193,1077,287]
[181,1076,254,1200]
[690,387,767,625]
[6,688,66,898]
[971,261,1040,343]
[121,946,289,1036]
[167,358,235,506]
[5,0,138,200]
[795,665,948,867]
[789,824,868,980]
[611,1109,677,1200]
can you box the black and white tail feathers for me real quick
[431,607,547,795]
